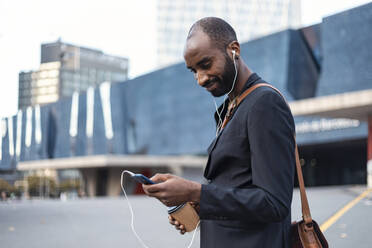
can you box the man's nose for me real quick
[195,71,209,87]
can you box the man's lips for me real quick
[206,82,216,91]
[204,79,219,91]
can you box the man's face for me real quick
[183,30,235,97]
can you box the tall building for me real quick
[156,0,301,68]
[18,40,129,109]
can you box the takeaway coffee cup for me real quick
[168,202,199,232]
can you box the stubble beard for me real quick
[210,54,236,97]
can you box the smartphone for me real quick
[126,171,155,185]
[132,174,155,185]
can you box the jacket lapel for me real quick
[203,128,225,179]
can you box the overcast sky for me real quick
[0,0,371,118]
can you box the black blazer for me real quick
[199,74,296,248]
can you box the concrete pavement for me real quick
[1,185,371,248]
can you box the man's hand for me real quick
[169,215,186,235]
[168,202,200,235]
[142,173,201,207]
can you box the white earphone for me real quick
[213,48,239,136]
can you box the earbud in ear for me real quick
[232,50,238,60]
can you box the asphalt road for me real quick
[1,185,371,248]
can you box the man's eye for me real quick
[200,63,211,69]
[189,69,196,73]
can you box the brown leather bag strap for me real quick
[221,83,267,130]
[294,141,313,224]
[221,83,313,225]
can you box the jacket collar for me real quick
[213,73,261,124]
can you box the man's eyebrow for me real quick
[186,56,212,70]
[196,57,212,66]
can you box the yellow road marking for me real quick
[320,188,372,232]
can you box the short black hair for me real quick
[187,17,237,52]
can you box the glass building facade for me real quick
[156,0,301,68]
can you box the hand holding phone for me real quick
[126,171,155,185]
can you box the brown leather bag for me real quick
[221,83,329,248]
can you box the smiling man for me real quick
[143,17,296,248]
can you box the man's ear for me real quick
[228,41,240,59]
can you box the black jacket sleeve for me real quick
[199,91,295,223]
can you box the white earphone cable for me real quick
[120,170,200,248]
[121,171,151,248]
[214,52,238,136]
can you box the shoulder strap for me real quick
[222,83,313,225]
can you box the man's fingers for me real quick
[142,184,151,195]
[142,183,164,194]
[150,173,172,183]
[180,225,186,234]
[169,217,185,228]
[169,216,177,225]
[143,186,175,207]
[175,223,185,231]
[189,202,199,208]
[168,216,186,234]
